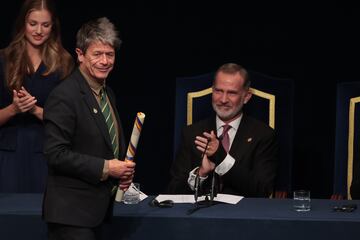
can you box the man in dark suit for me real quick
[168,63,278,198]
[42,17,135,240]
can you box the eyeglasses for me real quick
[149,198,174,208]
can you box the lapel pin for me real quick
[93,108,98,114]
[247,137,252,142]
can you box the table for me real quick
[1,194,359,239]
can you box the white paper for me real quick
[139,191,148,201]
[155,194,243,205]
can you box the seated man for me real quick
[168,63,279,197]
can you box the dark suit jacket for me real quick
[168,115,278,197]
[42,68,126,227]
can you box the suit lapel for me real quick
[209,118,217,136]
[229,115,252,157]
[74,69,114,152]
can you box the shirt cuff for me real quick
[215,154,235,176]
[187,167,208,190]
[100,160,109,181]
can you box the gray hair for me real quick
[214,63,251,89]
[76,17,121,53]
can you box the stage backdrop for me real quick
[1,1,360,198]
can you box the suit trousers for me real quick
[47,223,103,240]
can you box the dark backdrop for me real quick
[1,1,359,198]
[0,0,174,195]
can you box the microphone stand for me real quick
[210,134,224,202]
[188,138,220,215]
[194,138,210,203]
[210,170,216,202]
[188,173,221,215]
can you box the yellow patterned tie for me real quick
[100,88,119,158]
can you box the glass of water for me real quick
[123,183,140,204]
[293,190,311,212]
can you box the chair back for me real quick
[333,82,360,199]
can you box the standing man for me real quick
[168,63,278,198]
[43,17,135,240]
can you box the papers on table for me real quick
[155,194,243,204]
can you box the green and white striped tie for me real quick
[100,88,119,158]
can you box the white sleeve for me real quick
[187,167,208,190]
[214,154,235,176]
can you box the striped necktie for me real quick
[100,88,119,158]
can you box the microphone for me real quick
[206,133,226,202]
[188,134,223,215]
[194,136,210,203]
[209,134,223,201]
[210,169,216,201]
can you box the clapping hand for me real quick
[194,130,220,157]
[12,86,37,113]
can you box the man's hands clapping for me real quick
[194,130,220,177]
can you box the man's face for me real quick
[212,71,252,122]
[76,41,115,84]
